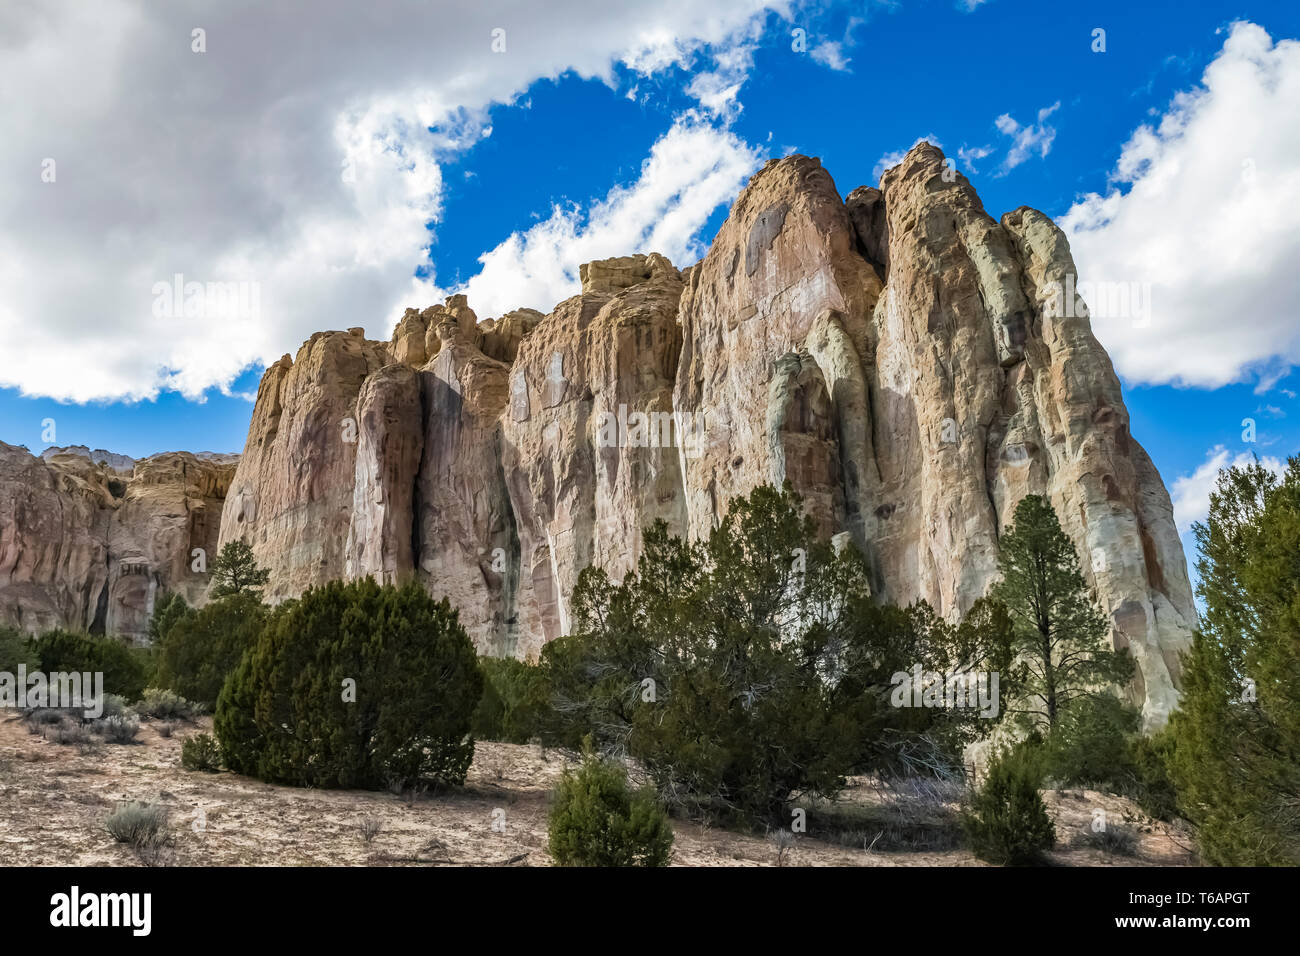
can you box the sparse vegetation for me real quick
[135,687,198,721]
[104,801,170,864]
[359,816,383,845]
[98,714,141,744]
[181,732,222,772]
[547,746,673,867]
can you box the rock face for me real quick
[0,442,235,642]
[0,144,1196,726]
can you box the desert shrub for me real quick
[214,579,482,790]
[1040,694,1141,788]
[24,707,70,732]
[472,656,549,743]
[961,746,1056,865]
[30,630,149,701]
[98,694,129,720]
[1121,727,1180,822]
[1084,823,1139,856]
[45,717,91,746]
[359,816,383,845]
[105,802,168,853]
[0,625,38,672]
[181,732,222,772]
[135,687,196,721]
[157,721,175,738]
[547,748,673,867]
[156,593,266,707]
[98,714,141,744]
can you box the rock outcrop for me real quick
[0,443,235,641]
[0,143,1196,726]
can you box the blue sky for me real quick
[2,0,1299,567]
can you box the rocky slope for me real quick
[0,443,235,642]
[0,143,1196,725]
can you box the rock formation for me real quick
[0,143,1196,726]
[0,443,235,642]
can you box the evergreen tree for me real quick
[992,495,1134,733]
[1170,457,1300,865]
[214,580,482,790]
[147,591,191,644]
[544,482,1008,824]
[209,540,270,599]
[157,592,266,707]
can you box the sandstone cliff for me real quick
[0,143,1196,726]
[0,443,235,642]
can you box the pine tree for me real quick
[147,591,191,644]
[209,540,270,599]
[1169,457,1300,865]
[992,495,1134,733]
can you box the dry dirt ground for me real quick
[0,714,1198,867]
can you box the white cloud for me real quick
[458,118,763,318]
[810,41,851,72]
[994,101,1059,172]
[0,0,790,403]
[957,143,993,174]
[873,134,943,181]
[1171,445,1283,535]
[1061,21,1300,390]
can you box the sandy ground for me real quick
[0,714,1198,867]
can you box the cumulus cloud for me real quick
[994,101,1059,172]
[459,119,762,317]
[0,0,789,403]
[1061,22,1300,390]
[1171,445,1283,535]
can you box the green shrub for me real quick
[472,656,548,743]
[548,748,673,867]
[135,687,196,721]
[156,593,265,707]
[0,625,38,672]
[1040,694,1140,788]
[214,579,483,790]
[181,732,222,772]
[30,630,149,700]
[1121,728,1180,821]
[961,746,1056,865]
